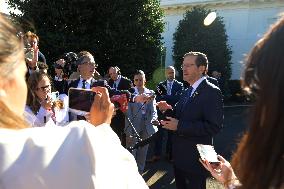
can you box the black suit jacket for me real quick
[53,79,69,95]
[68,78,120,96]
[172,79,223,175]
[108,76,132,91]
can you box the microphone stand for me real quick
[125,95,158,153]
[125,101,146,152]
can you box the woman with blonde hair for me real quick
[0,15,147,189]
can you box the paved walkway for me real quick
[142,106,249,189]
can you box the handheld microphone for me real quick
[127,131,160,152]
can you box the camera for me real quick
[56,52,78,77]
[24,43,34,61]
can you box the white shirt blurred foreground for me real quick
[0,121,148,189]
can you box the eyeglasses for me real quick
[36,84,51,91]
[180,64,196,69]
[81,61,98,68]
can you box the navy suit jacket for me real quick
[206,76,219,88]
[156,79,184,107]
[172,79,223,175]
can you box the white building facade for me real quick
[161,0,284,79]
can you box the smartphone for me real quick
[25,48,34,61]
[68,88,96,115]
[196,144,220,164]
[50,91,59,101]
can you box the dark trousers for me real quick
[153,128,173,159]
[166,130,173,159]
[153,127,164,156]
[110,110,126,146]
[174,166,207,189]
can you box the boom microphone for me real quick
[127,131,159,152]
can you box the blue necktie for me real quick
[181,86,193,110]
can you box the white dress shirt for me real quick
[190,76,206,97]
[0,121,148,189]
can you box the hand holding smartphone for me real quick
[89,87,114,125]
[196,144,220,165]
[68,88,96,116]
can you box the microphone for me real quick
[127,131,159,152]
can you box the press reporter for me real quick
[124,70,158,174]
[67,53,122,121]
[53,59,69,94]
[25,71,69,127]
[23,31,46,78]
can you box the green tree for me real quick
[172,7,232,94]
[8,0,164,78]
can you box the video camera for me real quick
[55,52,78,77]
[62,52,78,77]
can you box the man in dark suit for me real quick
[68,53,115,120]
[108,66,132,90]
[68,54,110,90]
[157,52,223,189]
[211,70,224,92]
[151,66,183,162]
[108,66,132,146]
